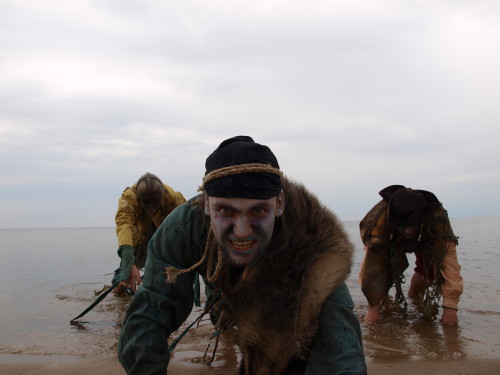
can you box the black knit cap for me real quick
[203,135,282,199]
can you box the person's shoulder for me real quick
[161,182,181,194]
[161,182,175,193]
[162,195,206,227]
[326,282,354,307]
[427,204,450,225]
[118,186,139,208]
[120,183,136,196]
[425,205,459,243]
[360,199,387,224]
[282,177,347,228]
[155,195,208,247]
[359,200,388,245]
[282,178,327,213]
[161,183,187,202]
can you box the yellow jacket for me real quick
[115,183,186,253]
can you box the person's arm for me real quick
[113,190,141,290]
[440,241,463,324]
[115,188,140,247]
[305,283,367,375]
[111,246,142,293]
[161,184,187,216]
[118,202,208,375]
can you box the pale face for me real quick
[204,192,285,268]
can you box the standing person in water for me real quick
[359,185,463,325]
[118,136,366,374]
[112,172,186,295]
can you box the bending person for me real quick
[359,185,463,325]
[112,172,186,295]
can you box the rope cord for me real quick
[164,229,224,285]
[389,234,408,315]
[168,290,222,353]
[199,163,282,191]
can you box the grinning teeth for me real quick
[232,240,253,248]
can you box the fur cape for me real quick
[206,178,354,374]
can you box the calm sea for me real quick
[1,217,499,365]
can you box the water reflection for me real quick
[69,284,471,367]
[209,329,241,368]
[169,312,240,370]
[360,299,468,362]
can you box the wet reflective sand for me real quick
[1,291,499,374]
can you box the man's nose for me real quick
[233,215,252,239]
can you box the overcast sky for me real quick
[1,0,499,228]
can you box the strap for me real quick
[70,284,117,322]
[168,290,222,353]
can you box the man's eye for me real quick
[218,208,233,217]
[253,207,267,215]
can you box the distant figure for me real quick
[118,136,366,374]
[359,185,463,325]
[112,173,186,295]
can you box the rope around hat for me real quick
[166,163,280,282]
[173,163,282,285]
[199,163,282,191]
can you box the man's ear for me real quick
[204,195,210,216]
[275,190,285,217]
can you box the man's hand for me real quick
[113,265,142,295]
[128,265,142,292]
[441,307,458,325]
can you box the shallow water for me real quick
[345,216,500,362]
[0,217,499,367]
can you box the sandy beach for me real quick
[1,318,500,375]
[2,354,500,375]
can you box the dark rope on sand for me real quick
[70,283,134,323]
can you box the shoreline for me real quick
[1,355,500,375]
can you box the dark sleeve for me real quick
[305,283,367,375]
[118,202,208,375]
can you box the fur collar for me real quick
[221,177,354,374]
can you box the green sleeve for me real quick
[305,283,367,375]
[111,245,136,285]
[118,202,208,375]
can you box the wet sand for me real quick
[2,285,500,374]
[2,318,500,375]
[2,221,500,374]
[2,353,500,375]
